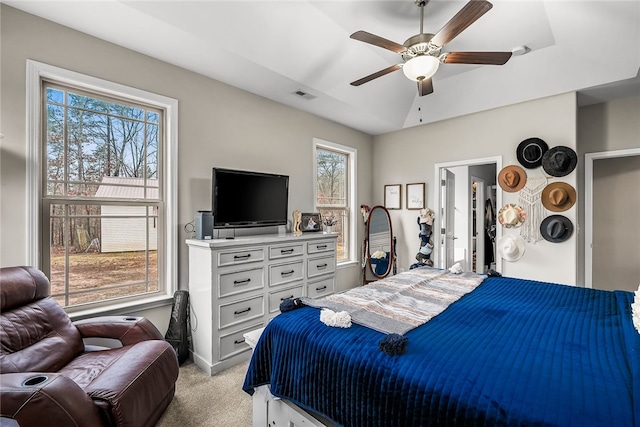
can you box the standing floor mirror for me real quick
[363,205,396,284]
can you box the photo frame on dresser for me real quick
[301,212,322,232]
[406,183,425,210]
[384,184,402,210]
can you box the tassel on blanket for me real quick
[280,297,304,313]
[379,333,408,356]
[320,308,352,328]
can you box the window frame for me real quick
[27,60,178,316]
[313,138,357,265]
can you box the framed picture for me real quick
[384,184,402,210]
[406,183,425,210]
[301,212,322,232]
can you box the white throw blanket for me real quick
[303,267,486,336]
[632,284,640,334]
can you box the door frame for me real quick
[434,156,503,272]
[584,147,640,288]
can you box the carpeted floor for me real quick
[157,360,252,426]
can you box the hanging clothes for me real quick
[484,198,495,267]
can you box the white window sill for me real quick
[67,294,174,321]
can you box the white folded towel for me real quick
[632,284,640,334]
[320,308,352,328]
[448,262,463,274]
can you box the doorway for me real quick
[585,148,640,291]
[435,156,502,273]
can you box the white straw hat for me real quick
[497,234,526,262]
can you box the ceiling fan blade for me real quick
[442,52,512,65]
[443,51,512,65]
[417,78,434,97]
[350,30,406,54]
[351,64,402,86]
[431,0,493,47]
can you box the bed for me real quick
[242,266,639,426]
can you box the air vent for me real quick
[292,90,317,101]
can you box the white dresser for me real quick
[186,233,338,375]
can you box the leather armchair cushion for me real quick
[0,267,50,311]
[59,340,178,426]
[74,316,164,345]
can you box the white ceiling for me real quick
[5,0,640,135]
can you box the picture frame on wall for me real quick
[406,183,425,210]
[301,212,322,232]
[384,184,402,210]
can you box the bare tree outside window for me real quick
[316,148,349,261]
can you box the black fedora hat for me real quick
[542,146,577,177]
[540,215,574,243]
[517,137,548,169]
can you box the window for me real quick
[314,139,357,263]
[28,61,178,314]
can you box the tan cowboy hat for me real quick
[497,234,526,262]
[541,182,576,212]
[498,203,526,228]
[498,165,527,192]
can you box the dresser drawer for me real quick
[269,244,304,260]
[219,323,262,360]
[268,285,304,313]
[307,240,336,255]
[219,267,264,298]
[269,260,304,287]
[307,255,336,278]
[219,295,264,329]
[307,277,334,298]
[218,248,264,267]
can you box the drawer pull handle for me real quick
[280,295,294,301]
[317,263,328,269]
[234,307,251,316]
[234,254,251,260]
[234,338,246,345]
[233,278,251,285]
[280,249,294,254]
[316,245,327,250]
[281,270,295,276]
[316,285,327,291]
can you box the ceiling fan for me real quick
[350,0,513,96]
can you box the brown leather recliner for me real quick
[0,266,179,427]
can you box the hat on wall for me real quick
[498,165,527,192]
[419,208,435,225]
[540,215,574,243]
[497,234,526,262]
[517,137,548,169]
[541,182,576,212]
[542,146,577,177]
[498,203,526,228]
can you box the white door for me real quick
[440,168,456,268]
[472,177,485,273]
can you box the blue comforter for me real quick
[243,275,640,426]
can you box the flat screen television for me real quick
[212,168,289,229]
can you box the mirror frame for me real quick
[364,205,394,283]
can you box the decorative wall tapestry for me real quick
[517,176,547,243]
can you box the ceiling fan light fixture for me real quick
[402,55,439,82]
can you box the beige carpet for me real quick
[157,360,252,427]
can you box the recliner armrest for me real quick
[74,316,164,346]
[0,373,104,427]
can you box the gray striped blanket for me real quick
[302,267,486,335]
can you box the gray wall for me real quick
[0,5,373,330]
[373,93,579,285]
